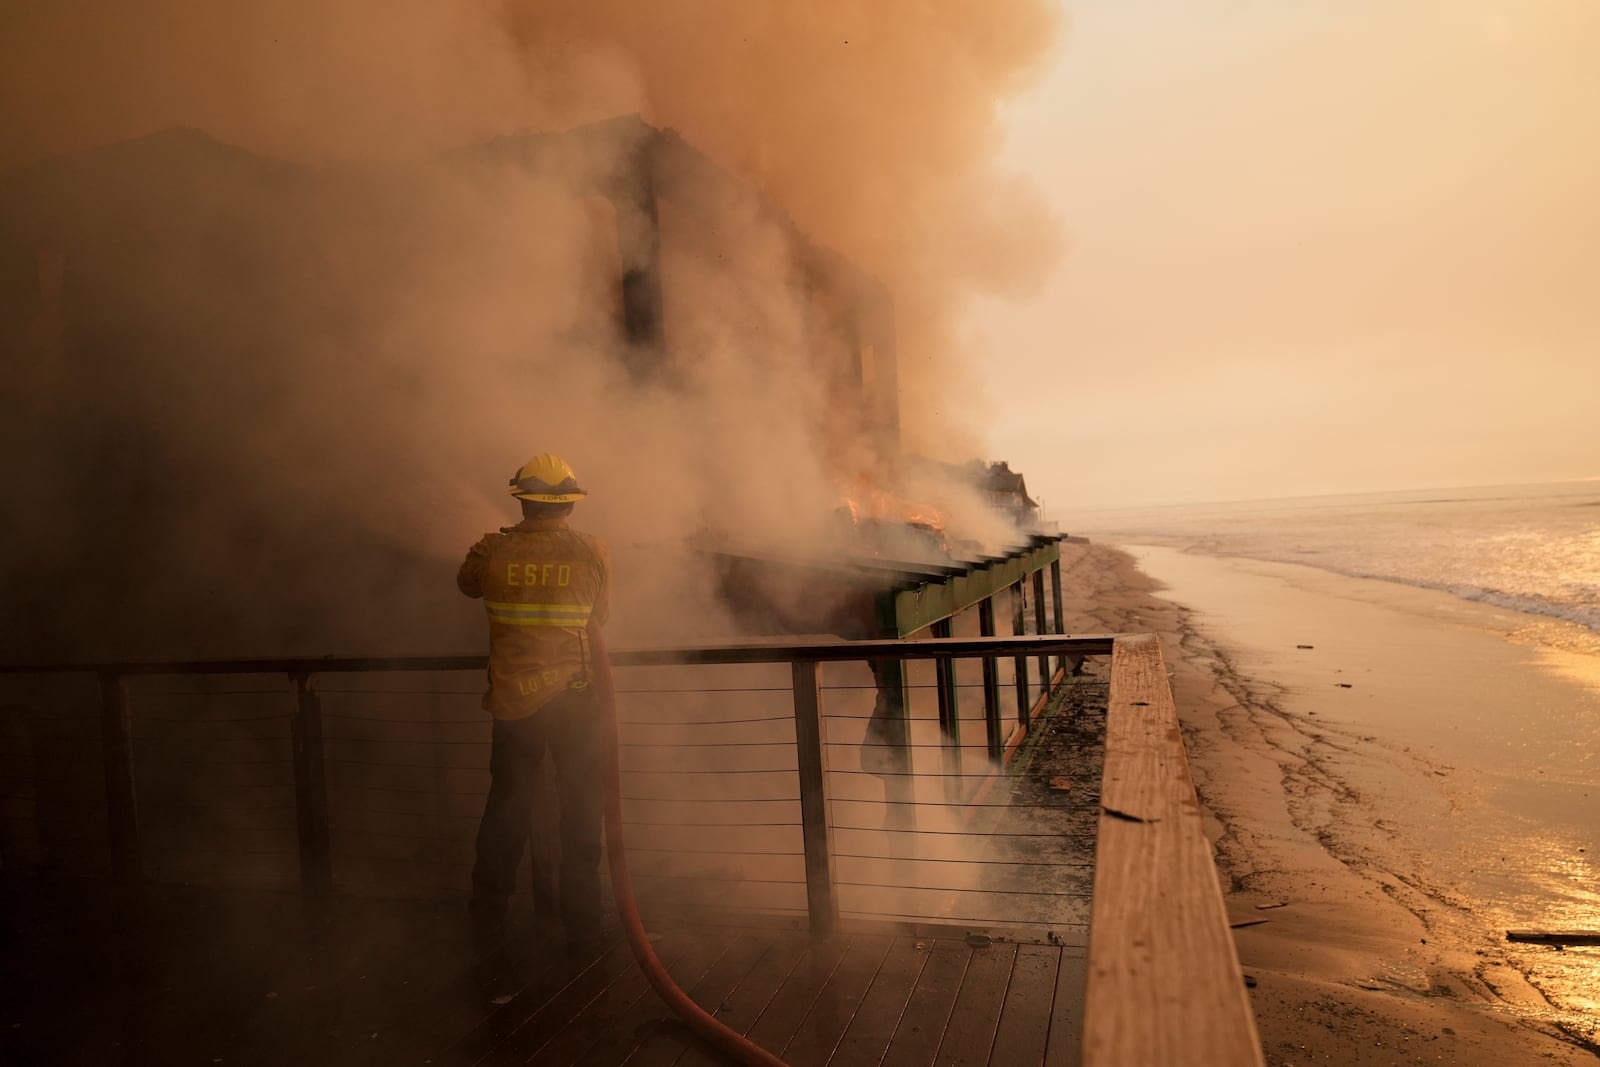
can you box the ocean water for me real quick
[1072,481,1600,1043]
[1071,480,1600,642]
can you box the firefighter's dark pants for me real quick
[470,688,603,934]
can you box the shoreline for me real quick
[1055,541,1600,1065]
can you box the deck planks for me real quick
[0,882,1092,1067]
[1043,945,1088,1067]
[619,931,772,1067]
[566,932,735,1067]
[825,935,931,1067]
[932,940,1018,1067]
[779,933,895,1066]
[671,927,816,1067]
[877,938,971,1067]
[466,943,643,1066]
[988,943,1061,1066]
[739,934,856,1058]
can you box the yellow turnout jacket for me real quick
[457,516,610,719]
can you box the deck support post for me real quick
[1012,584,1030,728]
[1032,570,1050,696]
[931,618,963,802]
[1050,559,1067,676]
[98,672,140,881]
[790,660,837,934]
[978,597,1003,761]
[874,592,916,830]
[290,672,333,894]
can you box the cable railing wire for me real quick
[838,907,1089,928]
[617,713,794,726]
[328,823,475,845]
[334,850,473,868]
[619,795,799,805]
[329,782,488,799]
[620,845,804,859]
[323,756,488,771]
[825,797,1094,813]
[312,684,799,697]
[321,736,490,747]
[623,819,801,830]
[625,872,801,888]
[835,880,1083,898]
[4,626,1103,928]
[830,824,1086,839]
[832,851,1093,869]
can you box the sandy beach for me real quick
[1054,541,1600,1065]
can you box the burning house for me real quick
[1,116,1069,900]
[1,115,1047,658]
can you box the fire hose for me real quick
[589,628,790,1067]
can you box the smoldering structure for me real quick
[0,119,1075,925]
[0,116,925,657]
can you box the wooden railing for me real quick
[1085,634,1265,1066]
[1,636,1106,905]
[1,632,1263,1066]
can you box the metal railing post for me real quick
[931,618,957,741]
[977,597,1003,761]
[290,672,333,893]
[1033,569,1050,691]
[930,619,962,802]
[790,659,836,934]
[1051,558,1067,676]
[1012,584,1030,728]
[98,671,140,880]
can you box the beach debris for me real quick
[1505,929,1600,946]
[1257,901,1289,910]
[1242,974,1258,988]
[490,993,516,1006]
[1230,919,1270,930]
[1047,930,1066,946]
[965,932,993,947]
[1296,644,1314,650]
[1335,682,1354,688]
[1101,805,1156,824]
[1047,776,1073,792]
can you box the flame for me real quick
[835,476,953,560]
[838,479,947,534]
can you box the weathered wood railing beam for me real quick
[1083,634,1264,1066]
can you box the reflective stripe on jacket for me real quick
[457,516,610,719]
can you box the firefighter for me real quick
[457,453,611,948]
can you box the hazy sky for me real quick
[973,1,1600,515]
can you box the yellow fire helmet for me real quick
[508,453,588,503]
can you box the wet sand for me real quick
[1054,541,1600,1065]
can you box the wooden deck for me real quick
[0,631,1264,1065]
[0,880,1087,1066]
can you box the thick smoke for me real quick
[0,2,1064,659]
